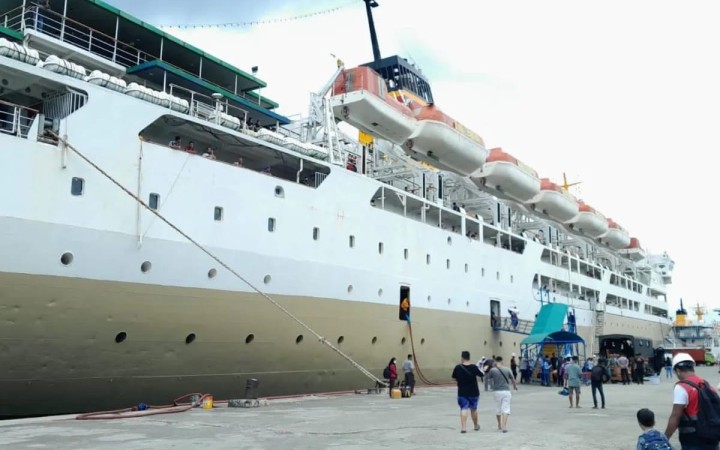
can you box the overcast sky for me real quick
[106,0,720,319]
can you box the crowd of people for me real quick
[382,350,720,449]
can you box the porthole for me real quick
[208,268,217,278]
[447,298,451,304]
[465,263,468,273]
[401,337,406,345]
[245,334,255,344]
[313,227,320,240]
[337,336,345,344]
[60,252,74,266]
[349,235,355,248]
[296,335,304,344]
[185,333,196,344]
[213,206,223,221]
[268,217,276,232]
[141,261,152,273]
[446,259,450,269]
[496,271,500,280]
[274,186,284,198]
[378,288,383,297]
[264,275,271,284]
[447,236,452,245]
[466,301,470,307]
[484,340,487,346]
[514,342,517,347]
[510,275,514,283]
[148,193,160,210]
[420,338,425,345]
[115,332,127,343]
[371,336,378,345]
[426,254,431,265]
[499,341,503,347]
[378,242,384,254]
[481,268,485,277]
[403,248,408,260]
[70,177,84,196]
[427,295,431,303]
[347,284,353,293]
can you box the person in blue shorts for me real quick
[452,350,483,433]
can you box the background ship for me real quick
[663,300,719,365]
[0,0,673,416]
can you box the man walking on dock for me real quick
[451,351,483,433]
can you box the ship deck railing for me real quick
[0,99,36,138]
[493,317,534,335]
[4,5,151,68]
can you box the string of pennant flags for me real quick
[158,1,359,30]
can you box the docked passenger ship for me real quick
[0,0,674,416]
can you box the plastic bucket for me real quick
[201,395,214,409]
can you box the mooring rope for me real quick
[52,133,386,387]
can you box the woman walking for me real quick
[387,357,398,397]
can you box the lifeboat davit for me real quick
[403,105,488,176]
[599,218,631,250]
[472,148,541,202]
[329,67,416,144]
[567,201,608,238]
[526,178,580,223]
[619,237,647,261]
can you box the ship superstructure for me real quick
[0,0,673,416]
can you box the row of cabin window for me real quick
[71,177,225,221]
[70,178,511,282]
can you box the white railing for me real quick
[168,84,249,131]
[16,6,150,68]
[0,100,36,138]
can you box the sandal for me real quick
[474,425,480,431]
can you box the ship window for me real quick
[426,254,431,265]
[465,263,469,273]
[399,286,410,321]
[404,248,408,260]
[214,206,223,221]
[511,275,514,283]
[268,217,276,232]
[378,242,384,254]
[70,177,84,196]
[313,227,320,240]
[446,259,450,269]
[349,235,355,248]
[496,271,500,280]
[482,268,485,277]
[149,193,160,210]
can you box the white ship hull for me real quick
[0,36,673,417]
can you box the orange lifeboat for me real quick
[526,178,580,223]
[599,218,631,250]
[402,105,488,176]
[567,201,608,238]
[473,148,540,202]
[329,66,417,144]
[619,237,647,261]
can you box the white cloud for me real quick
[164,0,720,311]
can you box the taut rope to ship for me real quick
[51,132,387,388]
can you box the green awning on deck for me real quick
[521,330,585,346]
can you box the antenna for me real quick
[363,0,381,62]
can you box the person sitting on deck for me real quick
[169,136,181,149]
[184,141,196,154]
[202,147,217,160]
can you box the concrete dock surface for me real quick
[2,366,718,450]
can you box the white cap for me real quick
[672,353,695,369]
[512,353,516,357]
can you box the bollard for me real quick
[245,378,259,399]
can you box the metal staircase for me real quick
[493,317,534,335]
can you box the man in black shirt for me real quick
[451,350,483,433]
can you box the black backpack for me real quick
[383,366,390,379]
[590,366,608,383]
[678,378,720,442]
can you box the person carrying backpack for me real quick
[590,358,609,409]
[663,352,720,450]
[637,408,673,450]
[384,357,398,398]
